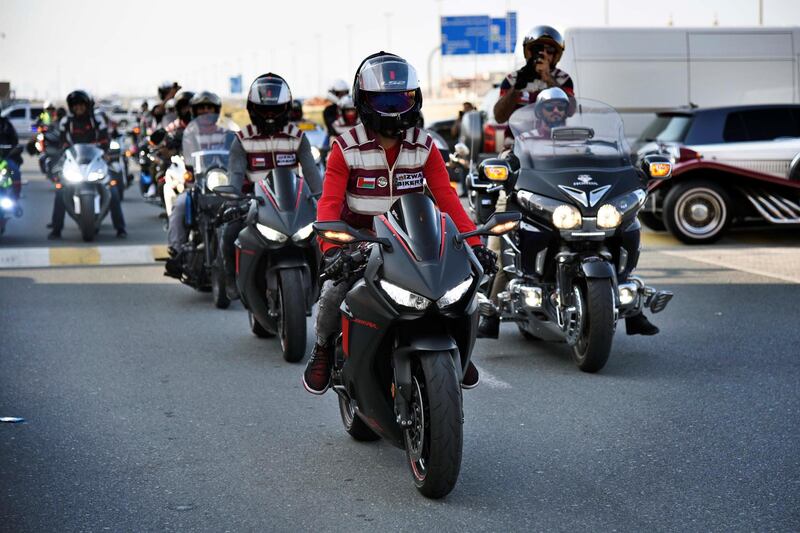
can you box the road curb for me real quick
[0,245,169,269]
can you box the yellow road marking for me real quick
[49,247,101,266]
[641,232,679,247]
[151,245,169,260]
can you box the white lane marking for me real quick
[0,247,50,268]
[475,365,512,389]
[99,245,156,265]
[661,247,800,284]
[0,245,164,269]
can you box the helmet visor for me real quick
[254,103,288,120]
[249,78,291,105]
[364,90,416,115]
[358,60,419,92]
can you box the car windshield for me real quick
[182,114,239,172]
[509,98,630,170]
[638,114,692,143]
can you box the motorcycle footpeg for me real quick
[648,290,673,314]
[477,293,497,317]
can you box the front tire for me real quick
[338,394,381,441]
[78,195,96,242]
[277,269,307,363]
[663,180,731,244]
[571,278,615,373]
[404,352,463,499]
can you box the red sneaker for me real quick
[302,343,333,395]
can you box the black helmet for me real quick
[246,73,292,134]
[190,91,222,117]
[352,52,422,138]
[534,87,569,128]
[66,90,92,114]
[158,81,178,100]
[521,26,565,65]
[174,91,195,121]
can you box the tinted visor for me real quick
[358,59,419,91]
[249,78,291,106]
[254,103,288,120]
[364,90,416,115]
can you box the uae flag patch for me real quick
[356,176,376,189]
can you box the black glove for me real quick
[513,59,538,90]
[472,244,498,276]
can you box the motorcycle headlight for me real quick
[0,197,14,210]
[206,170,229,190]
[379,279,431,311]
[596,204,622,229]
[552,204,582,230]
[256,223,287,243]
[437,277,473,308]
[609,189,647,217]
[88,170,106,182]
[310,146,321,164]
[291,222,314,242]
[109,140,121,151]
[63,168,84,183]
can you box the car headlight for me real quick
[310,146,321,164]
[552,204,582,229]
[0,197,14,210]
[596,204,622,229]
[206,170,229,190]
[291,222,314,242]
[88,170,106,182]
[256,223,287,243]
[437,277,473,308]
[380,279,431,311]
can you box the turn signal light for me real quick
[490,220,519,234]
[649,162,672,178]
[183,171,193,182]
[322,230,355,243]
[133,127,140,134]
[484,165,509,181]
[110,179,118,186]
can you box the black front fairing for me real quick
[254,168,316,236]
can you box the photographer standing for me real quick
[493,26,575,124]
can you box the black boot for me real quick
[224,272,240,300]
[477,315,500,339]
[462,361,480,389]
[626,312,660,336]
[303,342,333,395]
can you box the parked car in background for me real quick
[559,26,800,141]
[1,102,45,138]
[98,104,137,132]
[636,104,800,243]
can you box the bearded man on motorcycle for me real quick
[218,73,323,299]
[302,52,498,395]
[48,90,127,239]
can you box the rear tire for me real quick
[78,195,95,242]
[404,352,463,499]
[338,394,381,441]
[249,311,275,338]
[663,180,731,244]
[571,278,615,373]
[277,269,306,363]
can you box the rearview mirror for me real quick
[314,221,393,250]
[457,211,521,242]
[454,142,470,158]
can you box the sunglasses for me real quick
[529,44,557,55]
[542,102,567,113]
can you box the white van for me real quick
[558,27,800,140]
[1,102,46,139]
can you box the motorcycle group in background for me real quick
[0,25,680,499]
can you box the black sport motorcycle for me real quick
[173,114,239,307]
[479,99,674,372]
[314,194,519,499]
[0,145,24,235]
[227,167,319,363]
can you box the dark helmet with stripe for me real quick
[247,73,292,135]
[352,52,422,138]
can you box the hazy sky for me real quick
[1,0,798,100]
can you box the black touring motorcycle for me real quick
[477,99,673,372]
[223,167,319,363]
[173,114,239,308]
[315,194,519,498]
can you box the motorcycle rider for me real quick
[331,96,360,136]
[164,91,225,276]
[0,114,22,198]
[323,79,350,137]
[488,88,661,337]
[219,74,323,298]
[36,102,57,128]
[48,90,127,239]
[302,52,497,395]
[494,26,575,124]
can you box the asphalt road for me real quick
[1,160,799,532]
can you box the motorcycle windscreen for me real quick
[387,193,442,262]
[182,113,240,160]
[266,168,301,212]
[69,144,104,165]
[508,98,631,170]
